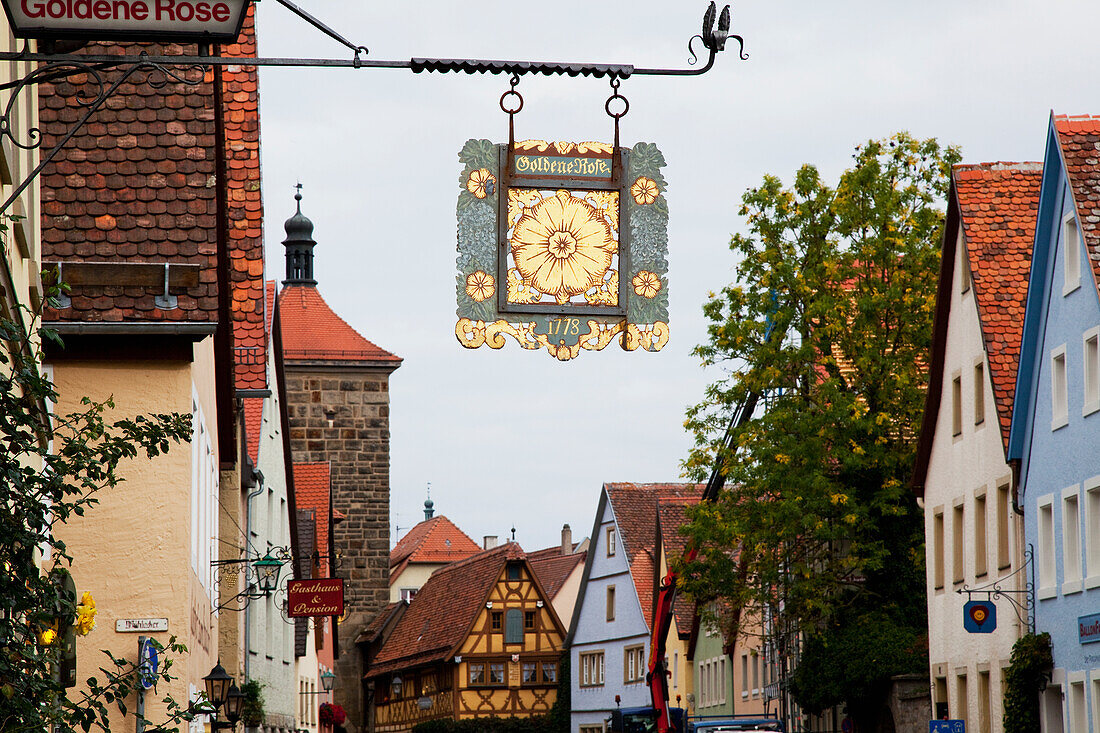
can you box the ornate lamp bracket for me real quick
[956,545,1037,632]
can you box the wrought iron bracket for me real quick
[956,545,1037,632]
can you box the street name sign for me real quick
[287,578,344,618]
[2,0,250,42]
[116,617,168,633]
[1079,612,1100,644]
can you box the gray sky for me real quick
[254,1,1100,552]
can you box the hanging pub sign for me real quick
[287,578,344,618]
[455,137,669,361]
[1,0,251,42]
[962,599,996,634]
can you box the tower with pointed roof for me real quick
[276,190,402,732]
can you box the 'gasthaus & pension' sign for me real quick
[2,0,250,41]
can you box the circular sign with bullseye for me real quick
[963,600,997,634]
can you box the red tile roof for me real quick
[40,42,218,323]
[243,397,263,465]
[605,483,704,628]
[278,284,402,364]
[225,8,268,391]
[657,498,700,637]
[389,515,481,577]
[528,548,587,601]
[368,543,529,675]
[1054,115,1100,293]
[954,162,1041,450]
[294,462,332,575]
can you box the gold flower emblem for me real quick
[630,176,659,205]
[466,168,496,199]
[511,190,616,305]
[466,270,495,302]
[632,270,661,299]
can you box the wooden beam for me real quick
[43,261,202,288]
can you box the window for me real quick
[489,662,505,685]
[1063,488,1082,593]
[521,662,546,685]
[975,493,988,577]
[507,563,522,580]
[1069,679,1086,733]
[1064,212,1081,295]
[1084,328,1099,415]
[540,662,557,683]
[953,503,965,584]
[468,663,485,686]
[606,526,616,557]
[524,610,535,629]
[960,230,971,294]
[400,588,417,602]
[606,585,615,622]
[579,651,604,687]
[1038,497,1056,597]
[997,483,1011,571]
[741,654,749,697]
[955,673,968,723]
[491,611,502,630]
[672,652,678,689]
[933,510,945,590]
[505,609,524,643]
[580,726,605,733]
[1052,346,1068,429]
[978,671,991,733]
[752,654,759,694]
[624,645,645,683]
[974,362,985,426]
[952,374,963,436]
[1086,478,1100,585]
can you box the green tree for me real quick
[679,133,960,725]
[0,282,194,732]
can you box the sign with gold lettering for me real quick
[456,139,669,360]
[287,578,344,618]
[1,0,251,42]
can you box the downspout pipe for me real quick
[243,468,264,681]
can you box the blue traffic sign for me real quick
[930,720,965,733]
[138,638,159,691]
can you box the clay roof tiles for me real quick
[389,515,481,573]
[40,39,218,323]
[657,497,700,637]
[605,482,704,628]
[527,548,587,601]
[278,284,401,364]
[954,162,1042,450]
[1054,115,1100,293]
[243,397,263,465]
[293,462,332,575]
[368,543,528,676]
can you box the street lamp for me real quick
[253,552,283,594]
[202,662,243,730]
[391,675,403,698]
[320,669,336,693]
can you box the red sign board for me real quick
[287,578,344,618]
[2,0,251,42]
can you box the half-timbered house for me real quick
[364,542,566,732]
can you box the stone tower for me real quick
[277,191,402,732]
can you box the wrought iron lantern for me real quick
[320,669,336,692]
[201,662,243,730]
[391,675,403,697]
[254,552,283,594]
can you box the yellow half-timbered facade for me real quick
[365,543,566,733]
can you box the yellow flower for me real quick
[75,591,97,636]
[38,623,58,646]
[631,270,661,299]
[510,190,616,305]
[466,168,496,199]
[630,176,659,205]
[465,271,495,302]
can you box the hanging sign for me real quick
[287,578,344,618]
[1,0,251,42]
[455,138,669,361]
[962,600,996,633]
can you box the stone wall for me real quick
[284,362,396,733]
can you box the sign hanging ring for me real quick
[500,89,524,115]
[605,78,629,119]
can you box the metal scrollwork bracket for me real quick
[957,545,1037,632]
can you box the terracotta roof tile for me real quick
[293,462,332,575]
[278,284,402,363]
[390,516,482,570]
[242,397,263,465]
[954,162,1041,450]
[1053,115,1100,295]
[528,548,586,601]
[605,483,704,628]
[657,498,700,637]
[368,543,528,675]
[225,9,267,392]
[40,40,218,323]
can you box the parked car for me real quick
[687,715,785,733]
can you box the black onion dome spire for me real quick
[283,185,317,285]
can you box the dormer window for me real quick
[1064,212,1081,295]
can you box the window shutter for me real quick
[505,609,523,643]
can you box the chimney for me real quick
[561,524,572,556]
[483,535,498,550]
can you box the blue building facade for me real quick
[1008,114,1100,733]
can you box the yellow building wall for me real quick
[49,340,219,732]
